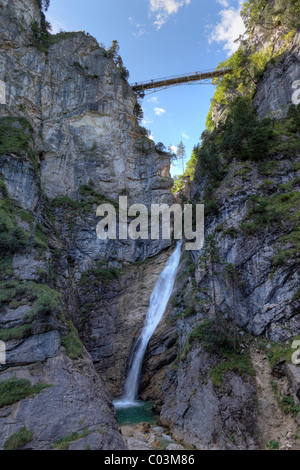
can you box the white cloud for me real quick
[154,107,166,116]
[149,132,155,141]
[209,2,245,55]
[149,0,191,30]
[216,0,229,7]
[142,118,153,126]
[182,132,189,139]
[169,145,177,154]
[129,16,148,38]
[147,96,159,103]
[133,29,147,38]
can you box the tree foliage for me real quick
[106,40,130,81]
[133,100,144,122]
[31,2,52,52]
[38,0,50,11]
[242,0,300,32]
[220,97,273,161]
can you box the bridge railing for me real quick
[131,67,233,90]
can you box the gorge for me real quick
[0,0,300,451]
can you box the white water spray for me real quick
[115,242,182,408]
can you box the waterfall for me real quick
[115,241,182,408]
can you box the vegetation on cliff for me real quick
[242,0,300,33]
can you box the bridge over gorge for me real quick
[131,67,233,95]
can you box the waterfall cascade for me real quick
[115,242,182,408]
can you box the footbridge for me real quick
[131,67,233,94]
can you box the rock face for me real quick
[190,158,300,341]
[156,168,300,448]
[253,31,300,119]
[0,0,174,207]
[159,348,258,450]
[0,353,126,450]
[0,0,174,450]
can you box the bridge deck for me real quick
[131,67,233,92]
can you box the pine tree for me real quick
[107,40,120,60]
[176,140,186,175]
[37,0,50,11]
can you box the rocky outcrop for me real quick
[253,30,300,119]
[159,348,258,450]
[0,0,173,207]
[0,352,126,450]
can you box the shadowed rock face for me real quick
[189,158,300,342]
[0,352,126,450]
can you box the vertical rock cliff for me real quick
[0,0,174,450]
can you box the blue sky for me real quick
[46,0,245,176]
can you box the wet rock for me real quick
[120,426,136,438]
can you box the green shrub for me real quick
[0,324,31,342]
[0,117,33,155]
[51,186,118,213]
[265,440,279,450]
[30,289,61,317]
[0,199,29,255]
[242,0,300,33]
[220,98,273,161]
[182,306,196,318]
[240,192,300,238]
[0,281,62,320]
[4,427,34,450]
[187,320,235,354]
[80,265,124,287]
[0,224,27,254]
[281,396,300,416]
[180,320,254,385]
[54,429,91,450]
[61,322,84,360]
[0,378,50,408]
[210,352,254,387]
[261,334,300,368]
[223,227,238,237]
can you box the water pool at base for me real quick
[115,401,158,427]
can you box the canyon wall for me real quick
[0,0,174,450]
